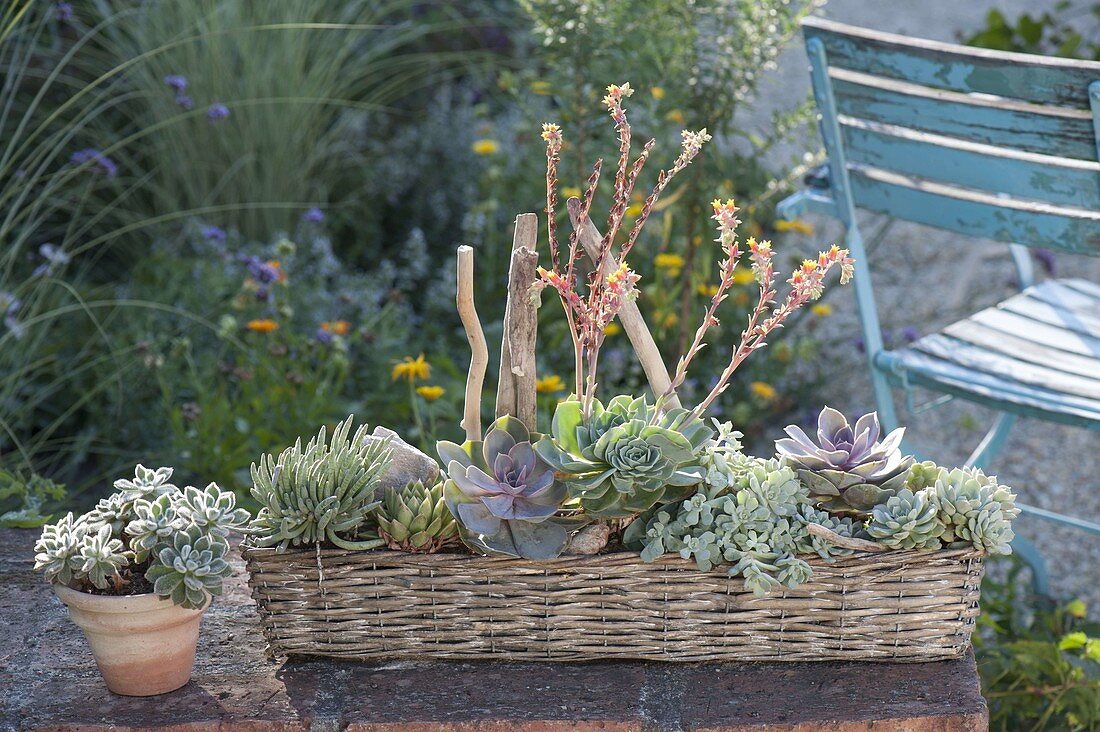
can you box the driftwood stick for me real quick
[566,197,681,410]
[456,246,488,442]
[495,214,540,429]
[804,523,887,553]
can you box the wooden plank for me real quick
[840,118,1100,209]
[803,16,1100,108]
[495,214,540,430]
[943,320,1100,380]
[1063,278,1100,299]
[831,73,1097,160]
[912,334,1100,400]
[1005,286,1100,340]
[1027,279,1100,311]
[847,167,1100,254]
[877,349,1100,427]
[967,308,1100,357]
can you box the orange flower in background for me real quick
[750,381,777,401]
[266,260,287,283]
[415,385,445,402]
[536,375,565,394]
[246,319,278,333]
[392,354,431,382]
[321,320,350,335]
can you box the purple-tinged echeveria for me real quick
[437,416,579,559]
[775,406,914,516]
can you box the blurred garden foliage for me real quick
[1,0,829,510]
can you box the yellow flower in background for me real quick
[662,312,678,329]
[666,109,685,124]
[775,219,815,236]
[321,320,351,335]
[530,80,552,95]
[733,269,756,285]
[811,303,833,317]
[604,322,622,336]
[625,203,644,218]
[536,375,566,393]
[562,186,582,199]
[1067,599,1087,619]
[655,252,684,276]
[697,283,719,298]
[416,385,445,402]
[392,353,431,382]
[472,139,500,156]
[246,319,278,333]
[651,86,666,100]
[750,381,777,401]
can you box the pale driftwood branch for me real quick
[566,197,681,410]
[495,214,540,429]
[804,523,887,553]
[456,246,488,442]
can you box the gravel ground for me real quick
[745,0,1100,604]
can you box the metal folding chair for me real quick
[778,17,1100,595]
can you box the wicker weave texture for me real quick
[242,546,984,662]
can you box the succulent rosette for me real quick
[776,406,913,516]
[437,416,578,559]
[535,396,713,517]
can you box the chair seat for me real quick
[874,279,1100,428]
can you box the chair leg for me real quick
[1010,533,1051,598]
[964,412,1015,471]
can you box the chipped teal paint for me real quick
[832,77,1097,160]
[781,21,1100,592]
[803,17,1100,107]
[842,125,1100,209]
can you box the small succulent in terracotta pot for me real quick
[33,466,248,696]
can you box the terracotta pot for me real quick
[53,584,208,696]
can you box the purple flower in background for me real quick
[33,243,71,278]
[175,94,194,110]
[201,225,227,242]
[1033,248,1056,276]
[315,328,333,345]
[207,103,230,122]
[255,286,270,302]
[0,292,25,340]
[164,75,188,93]
[55,2,73,21]
[302,207,325,223]
[900,326,920,344]
[69,148,117,179]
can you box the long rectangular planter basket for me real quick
[241,544,984,663]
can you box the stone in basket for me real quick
[241,81,1019,663]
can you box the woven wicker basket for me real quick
[242,543,984,662]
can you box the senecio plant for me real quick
[34,465,248,608]
[250,415,392,551]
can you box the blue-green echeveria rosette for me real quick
[534,396,713,517]
[437,416,578,559]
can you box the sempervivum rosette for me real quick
[776,406,913,516]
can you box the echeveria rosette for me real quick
[535,396,713,517]
[145,528,231,609]
[776,406,914,516]
[437,416,578,559]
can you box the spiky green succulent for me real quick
[535,396,713,517]
[439,416,581,559]
[866,488,944,551]
[776,406,914,516]
[927,467,1018,554]
[374,480,459,553]
[145,528,232,609]
[250,415,392,552]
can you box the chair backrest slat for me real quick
[803,17,1100,255]
[842,119,1100,210]
[848,166,1100,253]
[803,16,1100,107]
